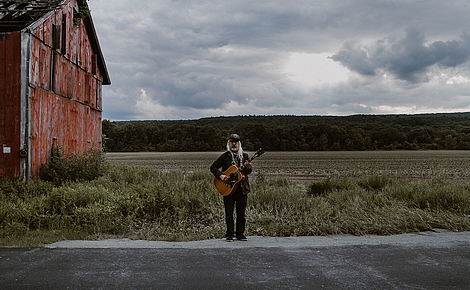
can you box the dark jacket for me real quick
[210,151,252,194]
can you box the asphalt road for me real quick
[1,230,469,289]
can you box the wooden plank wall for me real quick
[0,32,22,179]
[29,88,101,177]
[27,0,103,178]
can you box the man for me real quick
[210,133,252,242]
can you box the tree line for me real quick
[102,114,470,152]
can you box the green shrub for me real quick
[307,177,349,197]
[0,180,27,200]
[0,179,54,201]
[39,146,106,185]
[358,175,392,191]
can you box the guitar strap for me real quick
[231,153,241,167]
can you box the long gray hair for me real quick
[226,140,244,161]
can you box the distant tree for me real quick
[315,134,328,151]
[407,127,432,144]
[102,114,470,152]
[445,135,457,150]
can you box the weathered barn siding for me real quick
[27,0,103,178]
[29,89,101,177]
[0,0,109,180]
[0,32,22,179]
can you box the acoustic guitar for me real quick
[214,148,265,196]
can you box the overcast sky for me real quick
[87,0,470,121]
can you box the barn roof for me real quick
[0,0,64,32]
[0,0,110,85]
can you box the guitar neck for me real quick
[233,149,264,174]
[237,154,259,172]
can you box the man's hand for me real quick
[244,160,252,170]
[220,174,229,181]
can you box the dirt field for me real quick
[105,150,470,184]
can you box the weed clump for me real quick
[358,175,392,191]
[307,177,349,197]
[39,146,106,185]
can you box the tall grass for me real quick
[1,165,470,247]
[39,146,106,185]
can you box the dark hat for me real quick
[229,133,240,141]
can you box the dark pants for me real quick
[223,187,247,238]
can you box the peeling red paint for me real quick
[0,0,109,180]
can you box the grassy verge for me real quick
[1,166,470,247]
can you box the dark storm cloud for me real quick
[330,28,470,83]
[87,0,470,120]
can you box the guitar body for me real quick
[214,165,245,196]
[213,148,265,196]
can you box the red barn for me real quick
[0,0,110,180]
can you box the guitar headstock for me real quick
[253,148,265,158]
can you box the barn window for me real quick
[92,54,97,75]
[50,23,60,92]
[73,8,81,65]
[61,14,67,55]
[50,52,56,92]
[96,79,100,108]
[52,24,61,50]
[73,8,82,27]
